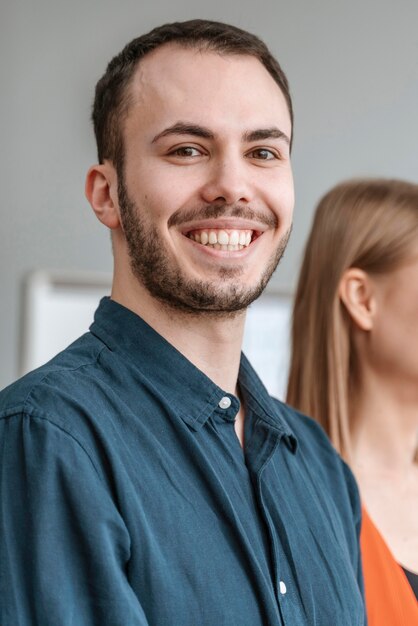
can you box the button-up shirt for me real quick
[0,298,366,625]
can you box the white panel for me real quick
[243,295,291,400]
[21,271,112,375]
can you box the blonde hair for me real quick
[286,178,418,460]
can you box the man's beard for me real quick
[117,175,291,316]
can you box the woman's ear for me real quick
[338,268,376,331]
[85,162,120,230]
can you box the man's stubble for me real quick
[117,173,291,317]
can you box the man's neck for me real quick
[111,276,246,396]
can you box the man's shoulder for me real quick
[273,398,335,453]
[0,331,105,421]
[271,397,359,506]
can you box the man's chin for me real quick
[148,279,268,316]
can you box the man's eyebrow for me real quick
[244,128,290,145]
[152,122,215,143]
[151,122,290,146]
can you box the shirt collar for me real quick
[239,353,297,452]
[90,297,297,450]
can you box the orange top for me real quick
[361,507,418,626]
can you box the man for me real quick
[0,20,365,625]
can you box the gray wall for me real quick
[1,0,417,388]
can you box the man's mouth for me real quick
[186,229,257,251]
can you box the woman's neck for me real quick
[350,369,418,474]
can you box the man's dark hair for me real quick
[92,19,293,168]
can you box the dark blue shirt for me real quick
[0,298,365,625]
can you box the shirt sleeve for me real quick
[341,458,368,624]
[0,411,150,626]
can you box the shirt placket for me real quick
[245,417,293,626]
[212,397,286,625]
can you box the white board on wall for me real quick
[242,294,292,400]
[20,270,292,400]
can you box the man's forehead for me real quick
[133,42,264,79]
[126,44,291,135]
[130,43,285,104]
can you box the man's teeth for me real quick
[188,229,253,251]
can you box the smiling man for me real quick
[0,20,365,626]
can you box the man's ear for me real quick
[338,268,376,331]
[85,163,120,230]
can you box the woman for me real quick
[287,178,418,624]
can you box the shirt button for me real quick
[279,581,287,595]
[218,396,231,409]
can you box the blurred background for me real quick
[1,0,417,389]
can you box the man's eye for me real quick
[170,147,201,157]
[247,148,277,160]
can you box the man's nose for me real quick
[199,157,253,205]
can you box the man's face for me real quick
[117,45,294,314]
